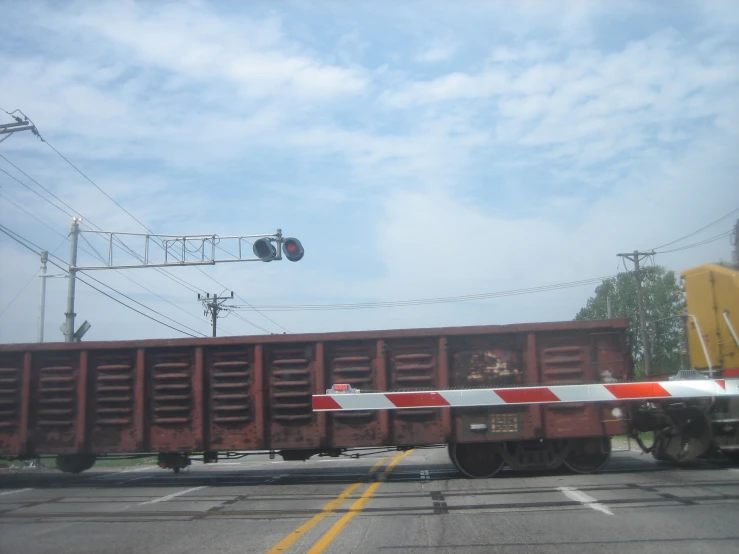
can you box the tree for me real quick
[575,266,685,376]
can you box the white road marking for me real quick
[558,486,614,516]
[0,488,32,497]
[420,470,431,481]
[138,486,206,505]
[265,474,288,484]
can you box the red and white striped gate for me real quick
[312,379,739,412]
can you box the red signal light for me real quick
[281,237,304,262]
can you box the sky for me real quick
[0,0,738,344]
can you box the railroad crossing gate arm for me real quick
[312,380,739,412]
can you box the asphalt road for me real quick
[1,445,739,554]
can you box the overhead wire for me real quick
[0,149,220,330]
[229,311,272,334]
[0,164,76,219]
[0,153,204,293]
[1,190,213,335]
[72,271,206,338]
[0,190,70,238]
[0,269,38,317]
[1,113,274,334]
[226,276,614,312]
[2,111,271,335]
[36,131,287,334]
[648,207,739,251]
[0,233,70,317]
[44,141,152,232]
[653,230,733,254]
[0,224,204,338]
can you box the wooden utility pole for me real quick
[198,292,234,337]
[617,250,655,376]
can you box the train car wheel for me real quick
[723,451,739,464]
[56,454,96,474]
[564,437,611,474]
[448,443,504,478]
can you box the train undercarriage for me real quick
[16,405,739,476]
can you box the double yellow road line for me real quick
[266,448,415,554]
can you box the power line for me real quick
[77,271,206,338]
[226,276,613,312]
[654,230,733,254]
[38,136,287,333]
[1,191,215,334]
[2,117,266,328]
[0,190,70,238]
[0,164,77,219]
[649,207,739,251]
[78,232,108,264]
[0,151,81,217]
[0,224,202,338]
[6,112,287,334]
[193,270,290,333]
[44,140,152,232]
[0,151,212,311]
[0,149,207,293]
[2,224,203,338]
[70,269,201,339]
[0,269,38,317]
[230,311,272,334]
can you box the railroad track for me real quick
[2,450,739,553]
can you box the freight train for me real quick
[0,262,737,478]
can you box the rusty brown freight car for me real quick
[0,319,632,476]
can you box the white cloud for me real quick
[417,40,458,63]
[63,2,368,100]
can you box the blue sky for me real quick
[1,0,738,343]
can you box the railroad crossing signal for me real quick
[282,237,304,262]
[253,236,305,262]
[253,238,278,261]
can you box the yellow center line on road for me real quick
[305,448,416,554]
[264,452,399,554]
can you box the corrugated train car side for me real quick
[0,319,632,476]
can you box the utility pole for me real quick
[733,218,739,264]
[198,292,234,337]
[607,294,612,319]
[63,218,81,342]
[38,250,48,342]
[617,250,655,376]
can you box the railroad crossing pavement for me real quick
[2,446,739,554]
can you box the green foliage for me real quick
[575,266,685,373]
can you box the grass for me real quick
[612,432,653,442]
[0,456,158,470]
[93,456,158,468]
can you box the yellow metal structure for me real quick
[681,263,739,371]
